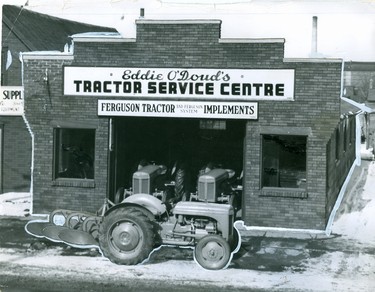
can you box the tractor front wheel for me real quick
[194,234,231,270]
[99,207,154,265]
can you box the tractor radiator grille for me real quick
[133,177,150,194]
[198,181,216,202]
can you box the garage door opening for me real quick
[109,117,246,206]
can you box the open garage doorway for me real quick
[108,117,246,205]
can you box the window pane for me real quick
[54,128,95,179]
[262,135,306,188]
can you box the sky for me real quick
[1,0,375,61]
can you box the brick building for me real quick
[22,19,355,230]
[343,62,375,103]
[343,62,375,151]
[1,5,116,193]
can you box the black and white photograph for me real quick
[0,0,375,291]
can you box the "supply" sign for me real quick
[0,86,24,116]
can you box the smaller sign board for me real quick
[98,100,258,120]
[0,86,24,116]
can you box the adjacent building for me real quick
[1,5,116,193]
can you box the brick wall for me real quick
[326,115,356,220]
[24,21,346,229]
[1,22,32,193]
[0,116,31,192]
[23,57,108,213]
[244,61,342,229]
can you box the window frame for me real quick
[260,131,308,194]
[52,126,96,188]
[260,134,308,190]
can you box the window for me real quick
[343,119,348,152]
[262,135,307,189]
[335,127,340,161]
[54,128,95,180]
[349,117,355,145]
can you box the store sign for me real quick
[98,100,258,120]
[65,67,294,101]
[0,86,24,116]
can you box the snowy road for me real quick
[0,233,374,291]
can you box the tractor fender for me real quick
[106,194,167,217]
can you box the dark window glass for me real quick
[335,127,340,160]
[54,128,95,179]
[262,135,307,189]
[344,120,348,152]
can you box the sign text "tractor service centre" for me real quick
[64,67,295,101]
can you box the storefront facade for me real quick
[22,19,354,230]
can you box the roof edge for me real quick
[341,97,374,114]
[219,38,285,44]
[71,32,135,43]
[135,19,222,25]
[284,58,343,63]
[21,51,74,60]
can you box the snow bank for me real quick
[0,192,31,217]
[332,161,375,245]
[361,144,374,160]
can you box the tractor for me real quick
[25,163,242,270]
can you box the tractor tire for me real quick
[99,207,154,265]
[114,187,125,204]
[194,234,231,270]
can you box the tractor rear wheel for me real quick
[99,207,154,265]
[194,234,231,270]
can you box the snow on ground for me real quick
[0,192,31,217]
[332,160,375,245]
[1,245,374,291]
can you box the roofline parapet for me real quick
[135,19,222,25]
[21,51,74,60]
[219,38,285,44]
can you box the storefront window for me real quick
[262,134,307,189]
[54,128,95,179]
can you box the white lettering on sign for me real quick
[65,67,294,101]
[0,86,24,116]
[98,100,258,120]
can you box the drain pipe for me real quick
[20,52,35,214]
